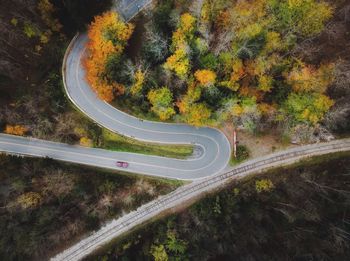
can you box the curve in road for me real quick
[0,2,348,260]
[62,32,232,179]
[0,0,230,180]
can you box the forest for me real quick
[83,0,350,143]
[0,0,349,260]
[88,152,350,261]
[0,1,183,260]
[0,0,193,156]
[0,155,178,260]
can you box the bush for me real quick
[231,145,250,165]
[255,179,274,193]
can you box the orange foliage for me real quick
[84,11,134,102]
[194,69,216,86]
[216,10,231,29]
[239,86,264,101]
[258,103,276,115]
[4,125,28,136]
[231,59,245,82]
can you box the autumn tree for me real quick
[287,63,335,93]
[4,124,28,136]
[194,69,216,86]
[258,75,273,92]
[164,13,196,78]
[130,69,146,96]
[220,58,245,91]
[228,0,269,41]
[177,81,202,114]
[84,11,134,102]
[270,0,333,37]
[181,103,211,127]
[164,49,190,79]
[148,87,176,120]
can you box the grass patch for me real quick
[99,129,193,159]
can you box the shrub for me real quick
[255,179,274,193]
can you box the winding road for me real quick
[0,1,349,260]
[62,32,231,180]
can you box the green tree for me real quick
[166,230,188,256]
[282,93,334,125]
[148,87,175,120]
[270,0,333,37]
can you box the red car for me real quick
[116,161,129,168]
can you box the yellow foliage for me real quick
[179,13,196,34]
[238,22,263,40]
[130,69,145,96]
[300,95,334,125]
[165,13,195,78]
[17,192,42,209]
[201,1,211,23]
[222,58,245,91]
[258,103,276,115]
[258,75,273,92]
[177,82,201,114]
[288,0,334,36]
[314,94,334,111]
[194,69,216,86]
[255,179,274,193]
[147,87,175,120]
[164,49,190,79]
[80,137,93,147]
[231,104,244,116]
[263,31,283,54]
[4,125,28,136]
[287,63,334,93]
[231,59,245,82]
[231,0,269,40]
[182,103,211,127]
[10,18,18,26]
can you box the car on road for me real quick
[116,161,129,168]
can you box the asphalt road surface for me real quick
[0,32,231,180]
[0,1,349,260]
[60,32,231,179]
[114,0,152,20]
